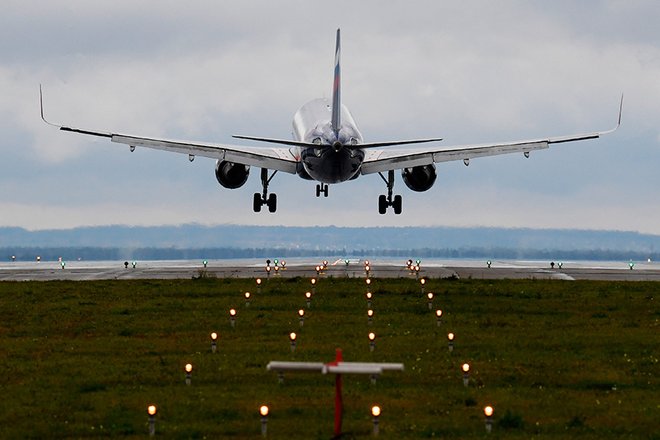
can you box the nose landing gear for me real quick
[315,183,329,197]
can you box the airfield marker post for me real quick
[266,348,403,438]
[259,405,269,437]
[147,405,157,437]
[229,309,237,328]
[484,405,494,433]
[462,363,471,387]
[371,405,381,436]
[210,332,218,353]
[289,332,297,352]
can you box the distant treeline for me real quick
[2,246,655,262]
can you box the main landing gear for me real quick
[378,170,402,214]
[315,183,329,197]
[253,168,278,213]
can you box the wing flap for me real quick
[112,134,298,173]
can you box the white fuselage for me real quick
[291,98,365,183]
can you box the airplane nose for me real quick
[332,141,343,152]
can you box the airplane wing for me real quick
[361,97,623,175]
[40,88,298,174]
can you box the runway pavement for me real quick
[1,259,659,281]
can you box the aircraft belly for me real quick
[301,148,364,183]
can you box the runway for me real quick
[1,258,659,281]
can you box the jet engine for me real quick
[401,164,437,192]
[215,160,250,189]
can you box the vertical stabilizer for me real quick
[331,28,341,134]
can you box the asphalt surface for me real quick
[1,259,659,281]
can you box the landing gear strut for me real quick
[315,183,329,197]
[378,170,402,214]
[253,168,278,213]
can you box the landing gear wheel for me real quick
[267,193,277,213]
[253,193,262,212]
[393,195,402,214]
[378,195,387,214]
[315,183,329,198]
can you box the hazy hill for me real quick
[1,225,658,261]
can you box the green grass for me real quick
[0,277,658,438]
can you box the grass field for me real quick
[0,276,658,438]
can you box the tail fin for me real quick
[331,28,341,134]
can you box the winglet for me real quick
[39,84,61,128]
[331,28,341,134]
[602,93,624,135]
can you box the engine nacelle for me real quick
[215,160,249,189]
[401,164,437,192]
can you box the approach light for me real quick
[366,292,373,299]
[203,260,208,268]
[147,405,157,436]
[448,332,454,341]
[305,291,312,299]
[420,278,426,285]
[311,278,317,285]
[462,362,471,387]
[436,309,443,318]
[484,405,494,432]
[371,405,381,435]
[427,292,434,300]
[345,259,350,266]
[366,278,371,285]
[368,332,376,351]
[229,308,237,327]
[245,292,251,300]
[323,260,328,267]
[281,260,286,267]
[210,331,218,352]
[289,332,297,352]
[367,309,374,318]
[260,405,269,436]
[447,332,455,352]
[256,278,262,285]
[462,363,470,373]
[266,266,271,273]
[274,265,279,273]
[211,332,218,341]
[184,363,193,385]
[298,309,305,317]
[368,332,376,341]
[487,260,492,268]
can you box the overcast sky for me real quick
[1,1,658,233]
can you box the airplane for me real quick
[40,29,622,215]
